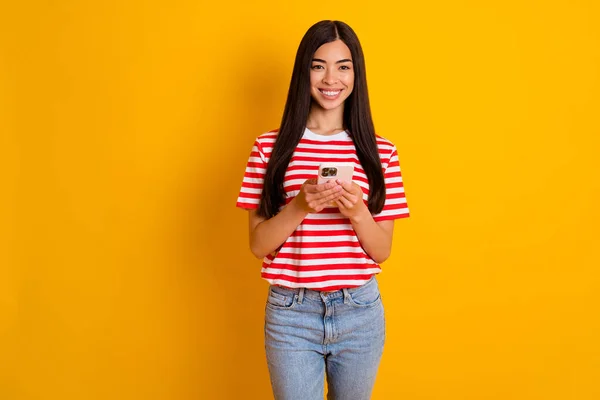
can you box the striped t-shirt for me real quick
[236,128,409,291]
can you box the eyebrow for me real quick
[312,58,353,64]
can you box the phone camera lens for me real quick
[321,167,338,177]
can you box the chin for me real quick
[315,99,345,111]
[324,104,343,111]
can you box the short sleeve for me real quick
[236,139,267,210]
[372,146,410,222]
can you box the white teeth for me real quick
[321,90,341,96]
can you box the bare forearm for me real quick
[350,210,393,264]
[250,198,308,258]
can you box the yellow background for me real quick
[1,1,599,399]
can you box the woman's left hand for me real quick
[334,179,369,221]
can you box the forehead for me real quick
[313,40,352,61]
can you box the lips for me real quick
[318,88,343,99]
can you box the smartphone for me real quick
[317,162,354,185]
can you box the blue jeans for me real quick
[264,277,385,400]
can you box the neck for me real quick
[306,103,345,135]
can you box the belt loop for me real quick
[342,288,350,304]
[297,288,305,304]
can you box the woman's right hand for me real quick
[293,179,343,213]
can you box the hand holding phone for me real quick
[316,163,354,207]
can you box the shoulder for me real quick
[374,134,401,169]
[251,129,279,156]
[375,134,397,154]
[255,128,279,144]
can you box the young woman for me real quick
[236,20,410,400]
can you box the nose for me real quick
[323,68,338,85]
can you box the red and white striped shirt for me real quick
[236,128,409,291]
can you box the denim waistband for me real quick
[271,276,378,303]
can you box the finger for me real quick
[336,179,355,192]
[302,181,318,193]
[301,178,316,188]
[319,189,343,204]
[315,180,339,192]
[338,189,358,204]
[306,185,342,201]
[312,204,325,213]
[308,189,342,209]
[335,198,351,211]
[320,184,343,198]
[304,179,337,194]
[336,196,354,209]
[338,180,364,199]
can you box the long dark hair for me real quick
[258,20,385,218]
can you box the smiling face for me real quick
[309,40,355,112]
